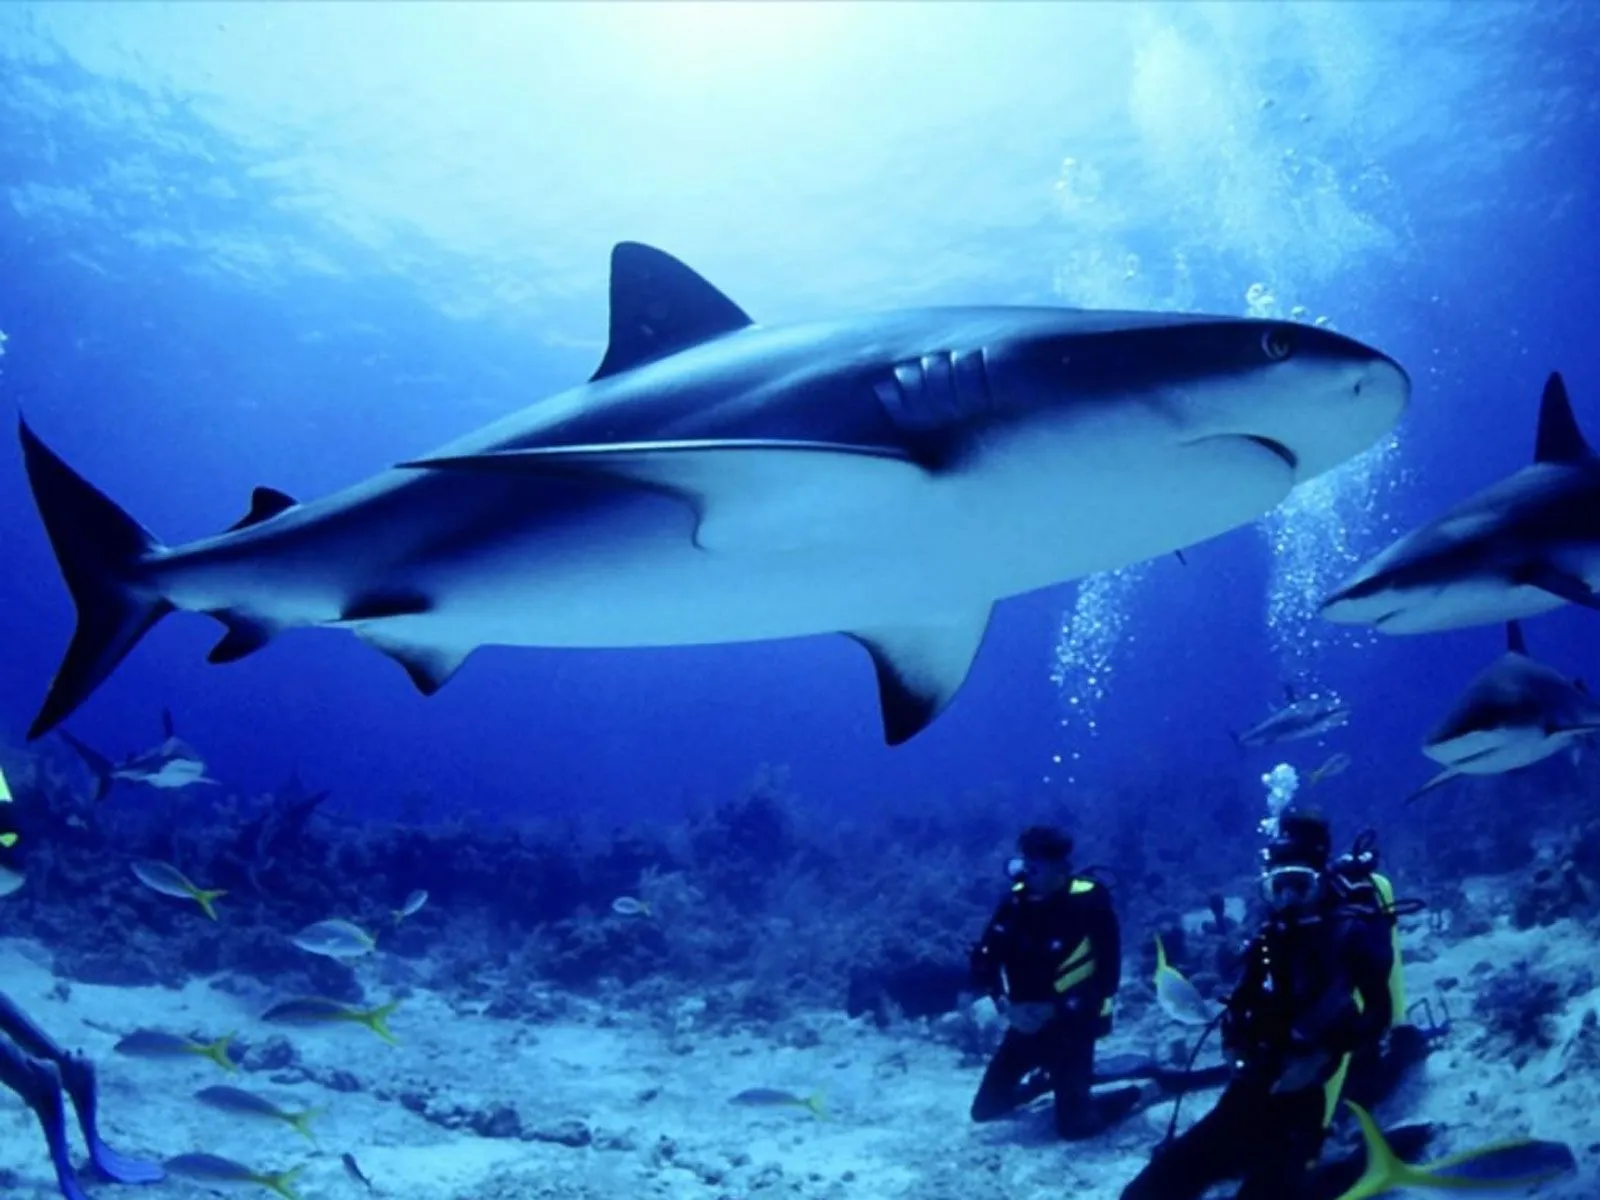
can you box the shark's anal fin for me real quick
[1507,620,1528,656]
[1518,564,1600,611]
[399,440,927,553]
[589,243,754,382]
[207,614,277,664]
[354,629,470,696]
[1533,372,1591,464]
[226,487,299,533]
[845,610,994,746]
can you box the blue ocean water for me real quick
[0,4,1598,1196]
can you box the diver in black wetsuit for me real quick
[968,825,1138,1139]
[0,775,163,1200]
[1120,806,1400,1200]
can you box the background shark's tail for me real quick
[54,729,116,801]
[18,419,172,741]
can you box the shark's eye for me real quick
[1261,327,1297,362]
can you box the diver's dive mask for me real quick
[1260,863,1323,910]
[1006,855,1068,893]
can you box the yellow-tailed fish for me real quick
[290,918,377,960]
[114,1029,236,1071]
[195,1085,322,1144]
[260,997,399,1045]
[1154,935,1219,1027]
[0,762,11,803]
[0,764,22,895]
[729,1087,826,1118]
[1334,1100,1576,1200]
[1307,751,1352,787]
[131,860,226,920]
[165,1153,303,1200]
[391,889,428,925]
[611,896,651,917]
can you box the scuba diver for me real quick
[0,766,164,1200]
[967,824,1139,1138]
[1120,805,1407,1200]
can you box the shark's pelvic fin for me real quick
[1516,563,1600,611]
[400,439,926,552]
[17,419,173,741]
[846,610,994,746]
[207,615,277,664]
[1506,620,1527,656]
[226,487,299,533]
[354,629,470,696]
[1532,372,1590,465]
[589,242,754,382]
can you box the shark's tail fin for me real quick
[18,419,172,741]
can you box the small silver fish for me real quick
[195,1085,320,1143]
[115,1030,235,1071]
[165,1153,303,1198]
[131,860,226,920]
[290,919,376,959]
[260,997,399,1045]
[341,1152,374,1192]
[391,889,428,924]
[611,896,651,917]
[729,1087,825,1117]
[1306,751,1352,787]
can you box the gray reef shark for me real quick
[1322,371,1600,633]
[57,709,216,802]
[19,242,1410,745]
[1411,620,1600,800]
[1232,685,1351,749]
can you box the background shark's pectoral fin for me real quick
[353,629,471,696]
[402,440,929,552]
[1519,564,1600,611]
[1407,767,1462,803]
[846,609,994,746]
[207,613,278,664]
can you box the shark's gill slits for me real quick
[873,349,995,431]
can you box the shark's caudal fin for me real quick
[589,242,754,382]
[1533,372,1590,464]
[18,419,172,741]
[55,729,116,802]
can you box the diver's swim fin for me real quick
[0,1046,91,1200]
[1328,1102,1575,1200]
[59,1054,164,1184]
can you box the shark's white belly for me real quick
[341,420,1295,652]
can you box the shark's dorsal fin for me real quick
[590,243,753,382]
[227,487,299,533]
[161,708,175,739]
[1283,682,1298,703]
[1533,372,1590,465]
[1507,620,1528,656]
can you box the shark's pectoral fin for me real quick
[1518,564,1600,612]
[846,610,994,746]
[207,614,278,664]
[1406,768,1463,803]
[226,487,299,533]
[400,440,928,552]
[354,629,471,696]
